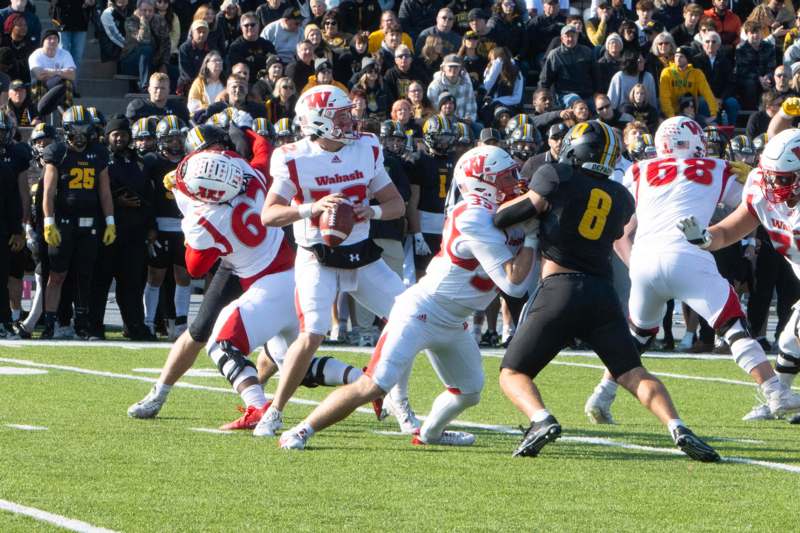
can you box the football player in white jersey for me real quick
[677,128,800,422]
[258,85,411,437]
[584,116,800,423]
[278,145,537,450]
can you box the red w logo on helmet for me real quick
[462,154,487,178]
[303,90,332,109]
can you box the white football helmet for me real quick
[176,151,245,204]
[758,128,800,203]
[294,85,357,144]
[454,145,522,206]
[654,116,707,159]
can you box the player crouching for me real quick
[496,121,720,462]
[278,145,536,450]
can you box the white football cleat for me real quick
[767,388,800,417]
[53,324,75,340]
[584,391,616,425]
[279,427,310,450]
[127,386,166,419]
[253,406,283,437]
[742,403,774,421]
[412,430,475,446]
[383,396,421,434]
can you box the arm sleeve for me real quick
[607,74,621,107]
[483,59,501,93]
[244,128,272,179]
[495,73,524,106]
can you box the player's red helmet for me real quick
[454,145,522,205]
[295,84,357,144]
[758,128,800,204]
[176,151,246,204]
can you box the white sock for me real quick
[240,383,267,408]
[21,273,44,332]
[154,382,172,400]
[760,375,784,397]
[420,390,480,442]
[308,356,363,386]
[11,308,20,321]
[143,283,160,326]
[530,408,551,423]
[667,418,684,433]
[296,421,315,436]
[388,359,413,402]
[777,372,797,389]
[596,377,618,397]
[174,284,191,320]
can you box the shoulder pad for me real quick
[42,142,68,165]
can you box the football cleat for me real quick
[513,415,561,457]
[789,413,800,424]
[383,396,421,434]
[742,403,775,421]
[253,406,283,437]
[279,426,311,450]
[127,386,166,419]
[221,402,271,430]
[12,322,31,339]
[479,330,500,348]
[39,323,54,340]
[584,387,616,425]
[53,324,75,339]
[411,429,475,446]
[370,397,384,420]
[671,426,720,462]
[767,388,800,417]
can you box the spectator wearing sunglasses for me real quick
[227,12,276,84]
[415,7,461,55]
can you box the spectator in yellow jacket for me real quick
[659,46,718,120]
[301,58,348,94]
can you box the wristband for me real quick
[44,217,55,226]
[370,205,383,220]
[105,216,115,226]
[297,203,313,219]
[524,234,538,249]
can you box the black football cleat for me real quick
[671,426,720,462]
[513,415,561,458]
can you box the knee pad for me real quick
[776,352,800,375]
[628,322,658,355]
[301,356,330,388]
[717,317,767,372]
[716,316,751,345]
[778,315,800,356]
[211,340,257,389]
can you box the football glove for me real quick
[8,233,24,252]
[413,232,432,256]
[163,170,176,191]
[231,109,254,129]
[728,161,752,184]
[43,222,61,247]
[676,216,712,249]
[103,224,117,246]
[782,97,800,117]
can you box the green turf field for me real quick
[1,342,798,532]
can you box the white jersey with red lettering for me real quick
[176,164,291,286]
[744,168,800,279]
[628,157,742,251]
[269,133,392,248]
[412,195,525,326]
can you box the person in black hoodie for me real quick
[383,44,431,103]
[488,0,527,59]
[226,12,277,85]
[285,39,315,90]
[594,32,624,93]
[339,0,382,36]
[177,20,210,94]
[654,0,683,32]
[334,31,370,84]
[539,25,596,105]
[670,3,702,47]
[525,0,564,68]
[88,116,155,341]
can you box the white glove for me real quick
[231,109,254,129]
[413,232,432,255]
[676,216,712,249]
[24,224,37,252]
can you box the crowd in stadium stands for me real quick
[0,0,799,355]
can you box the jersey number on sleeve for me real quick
[578,188,613,240]
[68,168,95,190]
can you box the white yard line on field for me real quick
[0,498,118,533]
[2,356,798,475]
[4,424,48,431]
[188,427,233,435]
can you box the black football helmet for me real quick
[704,125,728,158]
[752,133,768,155]
[273,117,297,146]
[156,115,188,157]
[504,113,532,138]
[423,114,456,155]
[725,134,757,165]
[506,123,541,161]
[62,105,95,149]
[629,133,657,161]
[185,124,233,153]
[253,118,274,140]
[29,122,57,164]
[559,120,620,177]
[131,116,159,156]
[86,106,106,138]
[380,120,407,155]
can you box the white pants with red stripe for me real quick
[367,293,484,395]
[293,247,405,335]
[208,269,299,365]
[628,246,743,331]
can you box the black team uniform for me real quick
[411,149,454,273]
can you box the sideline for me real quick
[0,499,118,533]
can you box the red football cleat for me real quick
[411,429,424,446]
[220,401,272,430]
[370,397,384,420]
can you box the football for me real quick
[319,202,356,247]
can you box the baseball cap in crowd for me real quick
[494,106,512,120]
[675,45,693,58]
[282,7,303,20]
[314,58,332,73]
[190,20,209,32]
[479,128,503,144]
[361,56,376,70]
[9,79,28,90]
[548,123,568,140]
[442,54,462,67]
[265,54,283,70]
[561,24,577,36]
[437,92,456,107]
[468,8,489,21]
